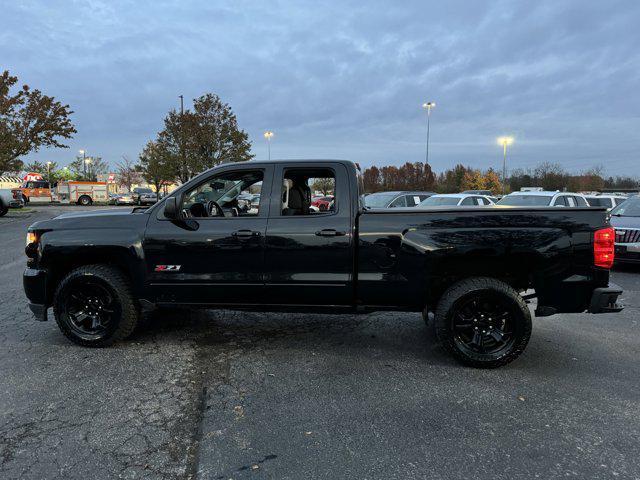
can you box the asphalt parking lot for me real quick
[1,206,639,480]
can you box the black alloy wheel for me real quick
[434,277,531,368]
[450,292,515,356]
[62,279,120,341]
[54,265,139,347]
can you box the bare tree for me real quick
[117,155,140,192]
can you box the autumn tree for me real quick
[460,169,486,191]
[139,140,172,194]
[0,70,76,173]
[363,165,381,192]
[483,168,503,194]
[156,93,253,183]
[437,164,470,193]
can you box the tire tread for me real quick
[434,277,532,368]
[53,264,139,347]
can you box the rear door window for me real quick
[389,196,407,208]
[409,195,422,206]
[553,196,567,207]
[575,196,588,206]
[460,197,475,206]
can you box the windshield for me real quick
[611,197,640,217]
[136,188,153,194]
[419,196,461,206]
[498,195,551,206]
[364,194,396,208]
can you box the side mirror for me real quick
[164,196,179,219]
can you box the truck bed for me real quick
[357,206,611,313]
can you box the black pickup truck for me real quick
[23,160,623,367]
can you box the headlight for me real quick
[26,231,38,246]
[25,231,40,259]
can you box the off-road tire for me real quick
[435,277,532,368]
[0,202,8,217]
[53,265,139,347]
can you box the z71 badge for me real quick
[154,265,181,272]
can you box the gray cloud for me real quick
[3,0,639,175]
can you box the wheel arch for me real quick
[422,253,540,312]
[44,246,145,305]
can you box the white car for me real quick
[418,193,495,207]
[585,195,627,210]
[0,188,23,216]
[497,191,589,207]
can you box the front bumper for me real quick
[23,268,49,321]
[588,283,624,313]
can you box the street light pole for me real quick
[46,161,52,184]
[79,149,86,176]
[263,131,274,161]
[179,95,185,181]
[497,136,514,195]
[85,157,92,180]
[421,102,436,165]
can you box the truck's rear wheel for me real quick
[434,277,531,368]
[53,265,139,347]
[0,203,7,217]
[78,195,92,206]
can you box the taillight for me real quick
[594,227,615,268]
[12,189,20,200]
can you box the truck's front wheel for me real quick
[53,265,139,347]
[435,277,531,368]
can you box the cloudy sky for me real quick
[3,0,640,175]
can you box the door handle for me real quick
[315,229,345,237]
[232,229,261,238]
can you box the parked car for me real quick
[311,195,334,211]
[585,195,627,210]
[131,187,157,205]
[498,191,589,207]
[0,188,24,216]
[364,191,435,208]
[108,193,121,205]
[24,159,622,368]
[418,193,495,207]
[462,190,494,196]
[115,193,135,205]
[610,195,640,264]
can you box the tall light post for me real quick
[85,157,92,180]
[79,149,86,176]
[421,102,436,165]
[46,161,52,184]
[497,136,514,195]
[263,131,274,161]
